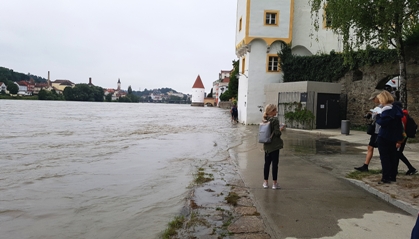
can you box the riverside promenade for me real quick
[233,127,419,239]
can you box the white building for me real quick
[235,0,341,124]
[191,75,205,106]
[212,70,231,106]
[0,82,8,93]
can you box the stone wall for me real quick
[339,47,419,126]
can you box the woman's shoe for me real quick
[406,169,418,175]
[272,183,280,190]
[263,182,268,189]
[354,164,369,172]
[378,179,391,184]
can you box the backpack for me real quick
[258,120,273,143]
[405,114,418,138]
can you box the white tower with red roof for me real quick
[191,75,205,106]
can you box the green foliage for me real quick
[105,93,113,102]
[118,94,139,103]
[207,88,213,98]
[279,44,397,83]
[227,60,239,99]
[404,22,419,46]
[283,102,315,129]
[161,216,185,239]
[127,85,132,94]
[219,90,232,101]
[308,0,419,106]
[6,82,19,94]
[0,66,47,83]
[38,89,65,100]
[63,84,104,102]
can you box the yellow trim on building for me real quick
[236,0,294,49]
[242,58,246,73]
[264,10,279,26]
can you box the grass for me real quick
[225,192,240,206]
[194,168,214,185]
[161,216,185,239]
[346,169,381,180]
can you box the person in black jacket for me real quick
[375,91,404,184]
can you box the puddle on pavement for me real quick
[282,131,363,155]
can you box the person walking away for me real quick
[394,101,418,175]
[262,104,284,189]
[354,89,382,172]
[375,91,404,184]
[231,104,238,123]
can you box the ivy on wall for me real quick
[280,102,315,129]
[278,45,398,83]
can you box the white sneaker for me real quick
[272,183,280,190]
[263,182,268,189]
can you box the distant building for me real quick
[212,70,231,106]
[104,78,127,101]
[51,80,75,92]
[191,75,205,106]
[15,81,31,95]
[0,82,8,94]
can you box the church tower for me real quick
[191,75,205,107]
[117,78,121,91]
[235,0,341,124]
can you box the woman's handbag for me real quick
[367,123,375,135]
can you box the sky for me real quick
[0,0,238,94]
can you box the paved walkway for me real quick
[234,127,419,239]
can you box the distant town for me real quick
[0,66,235,107]
[0,67,193,103]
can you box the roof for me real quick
[53,80,74,85]
[192,75,205,89]
[222,77,230,83]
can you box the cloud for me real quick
[0,0,237,94]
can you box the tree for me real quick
[128,85,132,94]
[105,93,113,102]
[228,60,239,100]
[7,82,18,94]
[309,0,419,107]
[207,88,213,98]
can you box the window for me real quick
[267,56,280,72]
[242,58,246,74]
[323,6,332,28]
[264,11,279,26]
[239,17,242,31]
[323,12,332,28]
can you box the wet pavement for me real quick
[175,127,419,239]
[234,127,418,239]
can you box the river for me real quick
[0,100,242,239]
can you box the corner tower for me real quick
[235,0,341,125]
[235,0,294,124]
[191,75,205,107]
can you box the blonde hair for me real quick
[377,91,394,105]
[263,104,277,119]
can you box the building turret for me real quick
[191,75,205,107]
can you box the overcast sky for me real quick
[0,0,238,94]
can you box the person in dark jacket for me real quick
[393,101,418,176]
[412,213,419,239]
[262,104,284,190]
[375,91,404,184]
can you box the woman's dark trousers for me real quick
[264,149,279,181]
[396,139,415,172]
[377,136,398,181]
